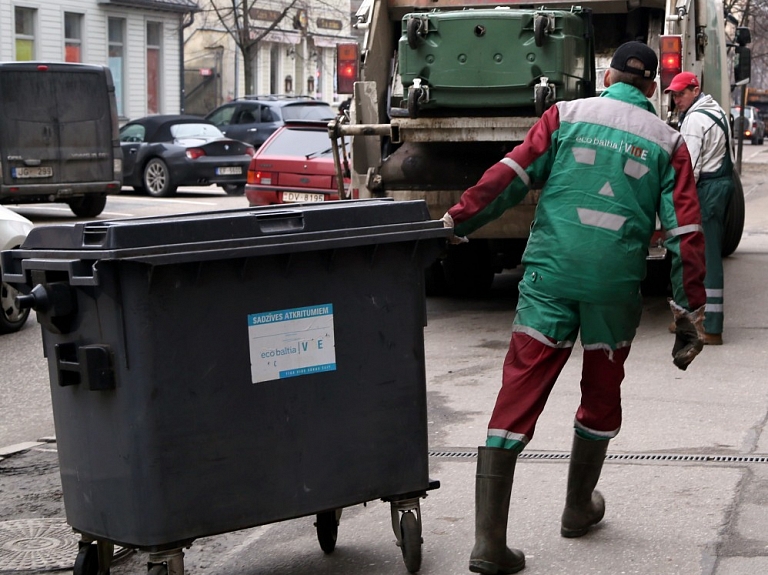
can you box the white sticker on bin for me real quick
[248,304,336,383]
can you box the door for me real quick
[0,68,60,186]
[218,104,267,148]
[119,123,146,181]
[52,70,112,183]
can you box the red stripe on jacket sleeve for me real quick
[448,105,560,226]
[671,141,706,309]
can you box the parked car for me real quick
[245,121,350,206]
[120,115,255,197]
[731,105,765,145]
[0,206,33,334]
[205,96,336,150]
[0,62,121,217]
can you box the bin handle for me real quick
[250,211,305,234]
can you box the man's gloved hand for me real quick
[440,213,469,245]
[668,299,705,371]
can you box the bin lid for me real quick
[6,200,450,277]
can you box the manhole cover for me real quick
[0,518,78,572]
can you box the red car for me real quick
[245,121,350,206]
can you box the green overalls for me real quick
[692,109,734,335]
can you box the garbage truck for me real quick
[329,0,747,295]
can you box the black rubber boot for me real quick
[469,447,526,574]
[560,433,609,538]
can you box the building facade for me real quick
[0,0,198,122]
[184,0,355,114]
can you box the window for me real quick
[119,124,146,143]
[261,127,340,157]
[146,22,162,114]
[207,104,236,127]
[64,13,83,63]
[14,7,36,61]
[108,18,125,116]
[170,123,223,139]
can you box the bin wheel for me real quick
[74,543,103,575]
[407,18,423,50]
[533,15,547,47]
[147,565,167,575]
[399,511,422,573]
[315,509,340,554]
[534,86,549,117]
[408,88,423,119]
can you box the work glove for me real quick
[440,213,469,245]
[668,299,705,371]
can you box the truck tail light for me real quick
[659,36,682,92]
[336,43,359,95]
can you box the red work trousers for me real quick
[488,332,631,448]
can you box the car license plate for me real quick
[12,166,53,179]
[216,166,242,175]
[283,191,325,203]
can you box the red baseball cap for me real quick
[664,71,700,93]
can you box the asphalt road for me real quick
[2,148,768,575]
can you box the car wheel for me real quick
[0,272,31,334]
[221,184,245,196]
[143,158,177,197]
[68,195,107,218]
[751,135,759,145]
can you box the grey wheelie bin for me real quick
[1,199,449,575]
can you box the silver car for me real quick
[0,206,33,333]
[731,105,765,145]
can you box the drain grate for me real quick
[429,450,768,464]
[0,518,79,572]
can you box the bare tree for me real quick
[726,0,768,87]
[205,0,301,95]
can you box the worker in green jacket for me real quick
[442,42,707,574]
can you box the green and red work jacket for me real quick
[448,82,706,311]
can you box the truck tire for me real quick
[722,170,745,257]
[443,241,495,296]
[69,194,107,217]
[425,259,449,296]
